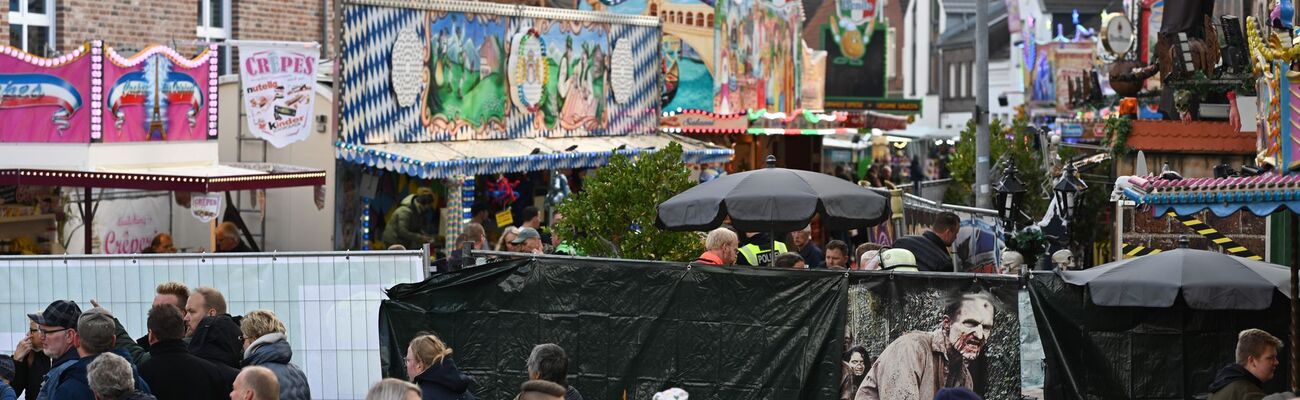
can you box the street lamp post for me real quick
[1054,162,1088,250]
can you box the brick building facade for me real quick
[3,0,334,74]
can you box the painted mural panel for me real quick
[341,3,657,142]
[423,11,509,140]
[657,0,716,112]
[101,46,217,142]
[0,45,92,143]
[507,19,609,135]
[715,0,800,114]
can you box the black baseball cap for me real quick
[28,300,82,329]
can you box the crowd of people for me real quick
[693,212,963,272]
[0,282,632,400]
[0,283,306,400]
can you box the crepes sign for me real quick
[239,43,318,148]
[190,192,222,223]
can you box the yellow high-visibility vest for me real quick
[737,241,789,266]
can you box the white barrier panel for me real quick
[0,251,425,400]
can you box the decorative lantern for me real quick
[994,164,1027,224]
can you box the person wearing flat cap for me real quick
[512,228,544,254]
[28,300,82,400]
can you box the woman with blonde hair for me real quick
[496,226,521,252]
[240,310,311,400]
[365,378,420,400]
[406,332,475,400]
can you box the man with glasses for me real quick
[12,317,51,399]
[27,300,81,400]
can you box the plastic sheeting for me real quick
[1029,272,1293,399]
[380,258,847,399]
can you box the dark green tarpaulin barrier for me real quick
[1029,272,1293,399]
[380,257,848,399]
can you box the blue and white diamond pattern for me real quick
[606,24,660,136]
[341,5,425,144]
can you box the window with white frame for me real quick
[9,0,55,57]
[196,0,232,75]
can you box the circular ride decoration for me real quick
[610,38,636,105]
[508,29,548,112]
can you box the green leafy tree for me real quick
[944,116,1049,219]
[555,142,703,261]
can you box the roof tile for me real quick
[1126,120,1256,154]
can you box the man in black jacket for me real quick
[184,287,243,369]
[139,304,237,400]
[134,282,191,354]
[891,212,960,272]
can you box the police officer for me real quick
[736,231,788,266]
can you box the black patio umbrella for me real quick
[655,156,890,233]
[1059,247,1291,310]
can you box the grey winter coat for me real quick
[242,334,311,400]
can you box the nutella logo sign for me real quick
[243,51,315,76]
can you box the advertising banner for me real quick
[101,45,218,142]
[0,44,93,143]
[239,43,319,148]
[843,274,1021,400]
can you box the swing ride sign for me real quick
[239,43,319,148]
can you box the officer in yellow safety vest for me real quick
[736,232,788,266]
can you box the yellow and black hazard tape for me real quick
[1121,243,1162,258]
[1165,212,1263,260]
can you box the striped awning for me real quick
[1118,174,1300,217]
[336,134,734,180]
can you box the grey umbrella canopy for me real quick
[1059,248,1291,310]
[655,157,890,233]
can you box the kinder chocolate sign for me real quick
[240,44,319,148]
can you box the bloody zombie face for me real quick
[943,297,995,361]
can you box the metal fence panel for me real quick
[0,251,424,400]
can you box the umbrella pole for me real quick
[770,230,777,268]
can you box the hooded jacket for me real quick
[241,333,311,400]
[187,315,243,369]
[413,358,476,400]
[383,194,432,249]
[139,340,237,400]
[35,349,78,400]
[1207,363,1266,400]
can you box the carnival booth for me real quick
[0,42,325,254]
[335,0,733,253]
